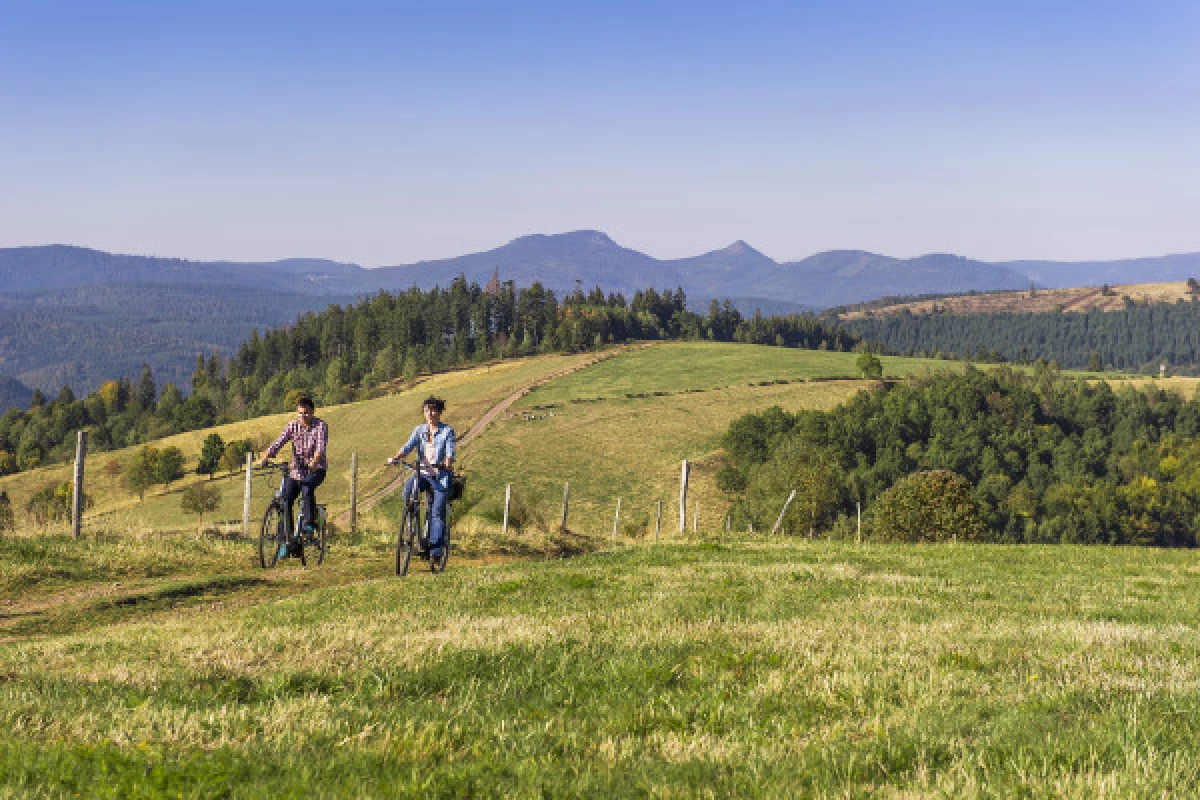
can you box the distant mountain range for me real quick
[3,233,1200,409]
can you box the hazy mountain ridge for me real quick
[4,234,1200,410]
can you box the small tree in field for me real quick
[197,433,225,479]
[220,439,253,475]
[156,446,186,489]
[180,483,222,533]
[125,446,160,501]
[855,352,883,380]
[0,491,14,534]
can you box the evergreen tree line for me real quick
[840,299,1200,372]
[0,276,859,477]
[719,365,1200,545]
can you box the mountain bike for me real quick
[258,461,327,568]
[387,460,461,576]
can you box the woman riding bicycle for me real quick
[388,396,455,561]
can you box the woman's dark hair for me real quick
[296,395,315,411]
[423,396,446,413]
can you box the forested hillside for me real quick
[0,285,349,395]
[841,300,1200,372]
[0,276,857,477]
[720,365,1200,545]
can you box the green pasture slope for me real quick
[5,540,1200,796]
[459,343,959,537]
[6,343,1199,795]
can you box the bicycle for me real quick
[387,459,462,576]
[258,460,327,569]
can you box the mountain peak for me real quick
[510,230,617,248]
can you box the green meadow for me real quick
[5,539,1200,796]
[4,343,1198,796]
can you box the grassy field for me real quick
[517,342,954,407]
[0,351,604,534]
[4,537,1200,796]
[839,280,1198,318]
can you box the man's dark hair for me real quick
[423,396,446,413]
[296,395,315,411]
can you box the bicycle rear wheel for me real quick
[259,502,285,568]
[396,504,419,577]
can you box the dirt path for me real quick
[334,347,632,527]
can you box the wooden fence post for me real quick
[678,460,689,533]
[613,497,621,541]
[561,482,570,530]
[349,451,358,534]
[71,430,87,539]
[856,501,862,544]
[503,484,512,535]
[655,500,662,542]
[242,452,253,538]
[771,489,798,535]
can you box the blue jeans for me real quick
[404,473,448,555]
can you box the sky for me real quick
[2,0,1199,266]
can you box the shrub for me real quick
[181,483,222,530]
[868,470,987,543]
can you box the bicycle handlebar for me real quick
[387,458,455,475]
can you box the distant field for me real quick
[463,377,865,538]
[518,342,953,407]
[840,280,1197,318]
[4,538,1200,796]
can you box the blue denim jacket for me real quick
[400,422,456,491]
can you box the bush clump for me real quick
[868,470,987,542]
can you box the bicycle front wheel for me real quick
[312,514,327,566]
[259,502,285,568]
[396,504,418,577]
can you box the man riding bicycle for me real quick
[260,394,328,540]
[388,396,455,561]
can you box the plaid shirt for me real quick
[266,418,328,480]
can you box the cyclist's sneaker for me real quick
[278,542,288,559]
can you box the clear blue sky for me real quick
[2,0,1198,265]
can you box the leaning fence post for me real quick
[560,482,570,530]
[771,489,798,535]
[612,497,621,541]
[655,500,662,542]
[242,452,253,538]
[349,451,358,533]
[71,430,87,539]
[502,484,512,535]
[678,460,689,533]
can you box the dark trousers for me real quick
[282,469,326,533]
